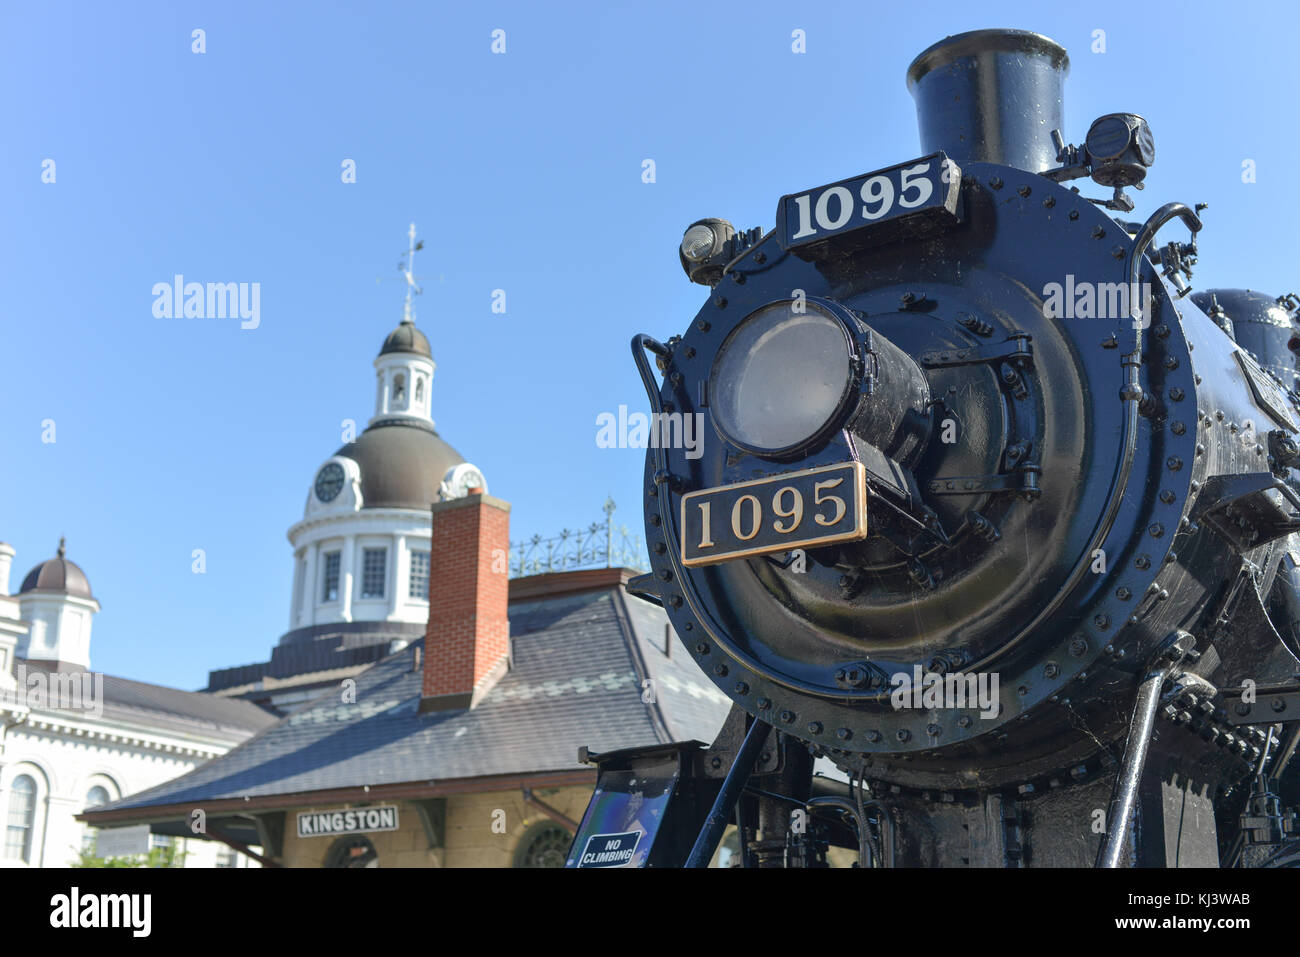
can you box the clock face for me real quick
[315,463,345,503]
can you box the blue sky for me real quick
[2,0,1296,690]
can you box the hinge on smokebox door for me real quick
[925,441,1042,501]
[918,334,1033,370]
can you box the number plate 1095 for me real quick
[680,462,867,567]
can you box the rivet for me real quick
[1166,457,1183,471]
[1116,586,1132,600]
[1171,421,1186,435]
[1017,184,1031,197]
[1091,225,1105,238]
[1159,489,1176,504]
[957,715,973,728]
[1044,662,1060,678]
[713,663,728,676]
[927,723,942,736]
[756,697,771,710]
[653,541,666,554]
[1095,613,1110,629]
[835,727,852,741]
[896,729,911,742]
[1069,637,1088,657]
[668,594,682,607]
[866,729,881,743]
[697,319,711,332]
[713,297,727,308]
[779,710,795,724]
[1149,522,1165,538]
[1042,196,1056,208]
[1134,555,1151,569]
[807,721,823,735]
[1169,387,1185,401]
[1068,209,1079,220]
[695,642,709,654]
[734,682,749,695]
[990,176,1003,189]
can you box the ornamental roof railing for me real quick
[509,498,648,578]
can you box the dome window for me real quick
[322,552,341,602]
[361,548,387,599]
[409,549,430,600]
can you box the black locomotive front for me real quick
[571,29,1300,868]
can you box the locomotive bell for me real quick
[907,29,1069,173]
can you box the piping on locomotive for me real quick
[568,28,1300,868]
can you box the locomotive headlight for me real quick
[709,300,855,456]
[681,224,717,263]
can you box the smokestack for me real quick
[907,29,1069,174]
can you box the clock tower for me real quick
[215,225,492,712]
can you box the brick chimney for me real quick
[420,493,511,712]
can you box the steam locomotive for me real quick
[568,29,1300,868]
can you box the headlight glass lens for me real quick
[710,301,853,454]
[681,225,716,262]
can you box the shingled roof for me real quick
[6,659,277,743]
[83,574,729,820]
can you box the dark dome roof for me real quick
[378,320,432,358]
[19,539,94,599]
[335,420,464,510]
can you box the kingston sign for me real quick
[297,805,399,838]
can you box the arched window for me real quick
[325,835,378,868]
[393,373,407,408]
[5,775,37,863]
[513,822,570,868]
[415,377,424,405]
[82,785,111,852]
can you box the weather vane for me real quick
[378,222,440,325]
